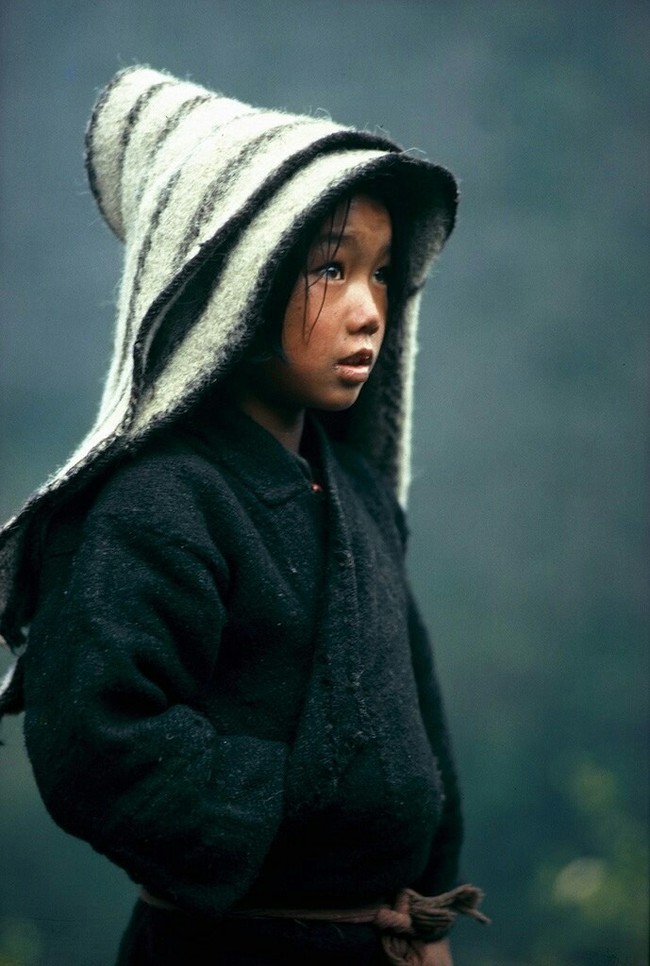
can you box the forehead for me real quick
[313,193,392,249]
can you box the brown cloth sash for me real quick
[141,883,489,965]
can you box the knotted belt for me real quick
[371,885,489,963]
[141,883,489,964]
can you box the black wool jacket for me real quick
[23,405,462,917]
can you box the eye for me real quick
[314,261,343,281]
[374,265,391,285]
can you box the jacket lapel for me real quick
[284,429,377,818]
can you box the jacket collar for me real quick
[180,399,328,506]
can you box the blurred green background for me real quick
[1,2,647,963]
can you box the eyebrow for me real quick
[313,230,391,258]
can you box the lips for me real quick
[335,348,374,385]
[338,349,373,366]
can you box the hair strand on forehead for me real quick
[302,195,353,342]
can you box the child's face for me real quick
[255,194,392,416]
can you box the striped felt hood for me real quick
[0,66,457,701]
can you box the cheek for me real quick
[281,283,310,353]
[379,288,389,326]
[282,289,336,362]
[286,332,331,379]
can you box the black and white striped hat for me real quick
[86,66,458,486]
[0,65,457,688]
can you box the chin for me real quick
[315,394,361,413]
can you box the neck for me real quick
[236,391,305,454]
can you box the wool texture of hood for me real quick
[0,65,458,714]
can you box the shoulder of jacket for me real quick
[331,439,409,548]
[86,429,231,525]
[331,440,398,507]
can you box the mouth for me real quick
[335,349,374,384]
[338,349,374,367]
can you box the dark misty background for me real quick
[0,2,647,964]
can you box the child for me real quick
[0,67,486,965]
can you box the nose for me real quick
[346,280,386,335]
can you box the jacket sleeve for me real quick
[23,488,289,917]
[352,460,465,894]
[389,491,463,895]
[408,591,464,894]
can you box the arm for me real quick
[408,591,463,895]
[23,495,288,917]
[405,597,462,963]
[359,476,464,894]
